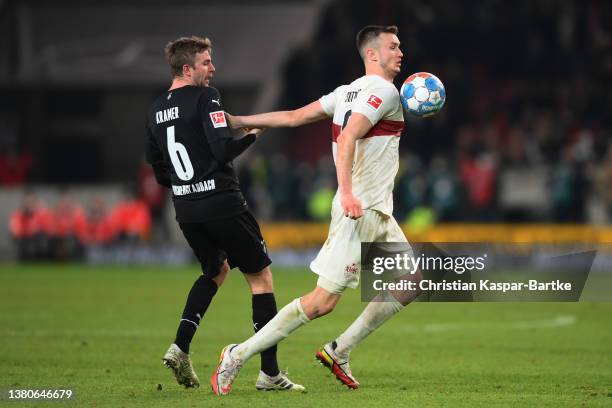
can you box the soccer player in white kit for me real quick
[211,25,421,395]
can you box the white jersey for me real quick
[319,74,404,216]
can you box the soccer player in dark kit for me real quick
[145,36,304,392]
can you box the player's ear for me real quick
[366,48,378,62]
[182,64,191,77]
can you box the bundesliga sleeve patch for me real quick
[366,94,383,110]
[209,111,227,128]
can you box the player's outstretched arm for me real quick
[227,101,328,129]
[336,113,373,220]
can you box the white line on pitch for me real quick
[421,314,576,333]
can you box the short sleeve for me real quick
[319,86,342,116]
[351,84,399,126]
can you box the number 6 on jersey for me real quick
[166,125,194,181]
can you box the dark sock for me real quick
[174,275,218,353]
[252,293,279,376]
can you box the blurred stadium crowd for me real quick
[10,190,148,261]
[8,164,167,261]
[3,0,612,258]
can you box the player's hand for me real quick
[340,193,363,220]
[244,127,264,137]
[225,112,240,129]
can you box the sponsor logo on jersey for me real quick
[211,99,220,106]
[344,263,360,283]
[345,263,359,275]
[366,94,383,110]
[209,111,227,128]
[172,179,216,196]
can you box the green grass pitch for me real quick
[1,264,611,407]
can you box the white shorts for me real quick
[310,203,412,290]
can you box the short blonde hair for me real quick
[164,36,212,77]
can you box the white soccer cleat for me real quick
[255,370,306,392]
[315,342,360,389]
[162,343,200,388]
[211,344,243,395]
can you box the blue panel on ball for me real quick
[402,83,415,99]
[425,77,439,91]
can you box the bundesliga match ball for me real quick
[400,72,446,117]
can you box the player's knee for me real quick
[315,300,337,317]
[211,261,230,287]
[301,291,339,319]
[306,302,335,319]
[245,266,274,294]
[391,268,423,305]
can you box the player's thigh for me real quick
[178,221,227,279]
[381,213,409,243]
[310,206,367,289]
[209,211,272,275]
[331,211,411,285]
[378,213,419,283]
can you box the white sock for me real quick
[233,298,310,362]
[334,297,404,357]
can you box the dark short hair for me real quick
[356,25,399,58]
[164,36,212,77]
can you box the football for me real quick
[400,72,446,117]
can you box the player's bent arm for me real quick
[335,113,373,218]
[209,133,257,163]
[229,101,328,129]
[199,89,258,163]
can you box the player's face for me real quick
[189,50,215,87]
[377,33,403,77]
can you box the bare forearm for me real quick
[234,111,297,128]
[231,101,327,129]
[333,113,371,219]
[336,136,356,196]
